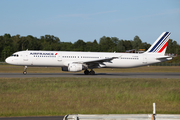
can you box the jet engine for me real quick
[61,63,83,72]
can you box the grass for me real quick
[0,77,180,117]
[0,65,180,73]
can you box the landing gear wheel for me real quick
[89,70,95,75]
[84,69,89,75]
[23,71,27,75]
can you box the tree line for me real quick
[0,33,179,61]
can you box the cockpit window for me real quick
[11,54,19,57]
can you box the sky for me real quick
[0,0,180,44]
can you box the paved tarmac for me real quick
[0,72,180,79]
[0,116,64,120]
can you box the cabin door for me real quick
[143,55,147,64]
[57,53,62,62]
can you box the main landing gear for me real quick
[23,66,27,75]
[84,69,95,75]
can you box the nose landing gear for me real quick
[23,66,27,75]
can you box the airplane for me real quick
[5,32,172,75]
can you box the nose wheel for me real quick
[23,66,27,75]
[23,71,27,75]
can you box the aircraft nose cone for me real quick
[5,57,11,64]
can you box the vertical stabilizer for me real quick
[144,32,171,55]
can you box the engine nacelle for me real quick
[61,64,83,72]
[99,63,106,68]
[68,63,83,72]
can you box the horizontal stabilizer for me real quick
[156,56,172,60]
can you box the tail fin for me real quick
[144,32,171,55]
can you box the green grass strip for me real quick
[0,77,180,117]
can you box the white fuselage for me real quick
[5,32,172,74]
[5,50,169,68]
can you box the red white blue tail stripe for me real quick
[146,32,171,53]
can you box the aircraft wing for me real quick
[73,57,117,64]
